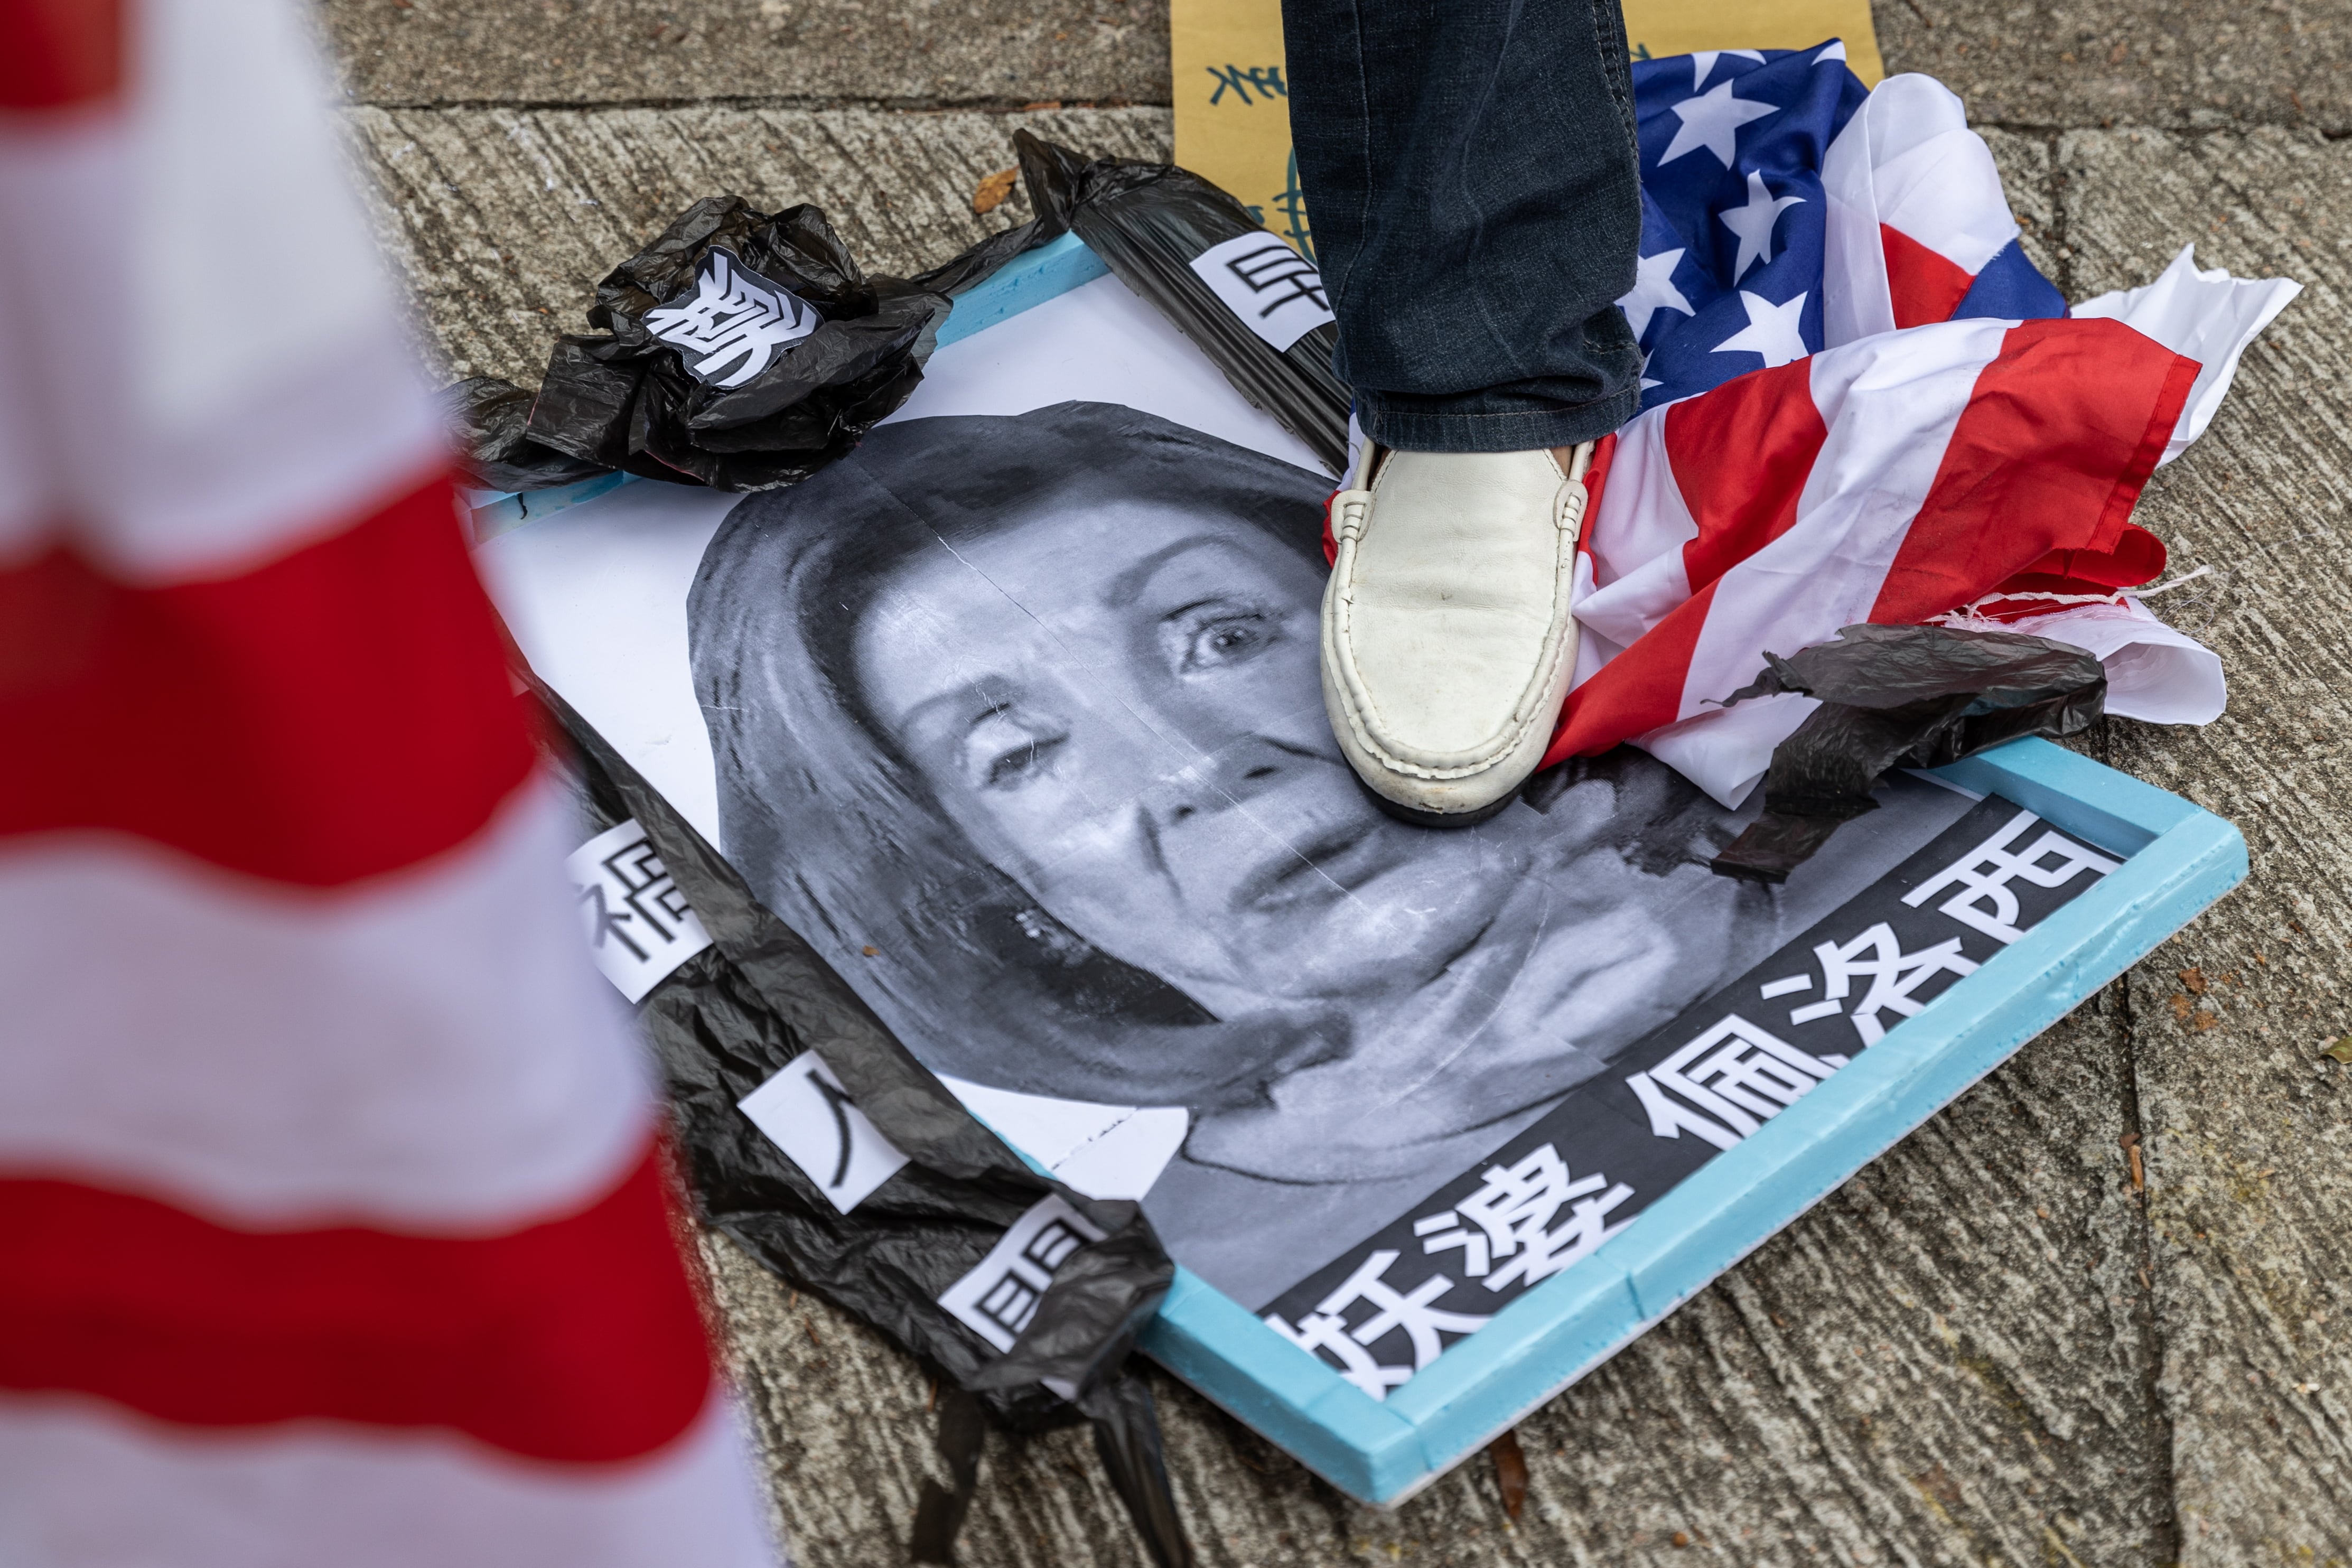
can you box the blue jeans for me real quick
[1282,0,1644,453]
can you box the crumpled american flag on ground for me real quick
[1530,43,2302,805]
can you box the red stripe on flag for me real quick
[2015,524,2169,590]
[1872,319,2197,623]
[1665,358,1828,592]
[0,1143,714,1464]
[1574,430,1620,555]
[0,0,122,110]
[1960,525,2168,621]
[1545,580,1718,762]
[0,471,536,887]
[1882,223,1977,330]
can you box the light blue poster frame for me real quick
[471,233,2246,1505]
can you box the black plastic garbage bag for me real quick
[533,682,1192,1568]
[1710,623,2107,883]
[440,376,613,492]
[1012,130,1352,473]
[516,197,954,491]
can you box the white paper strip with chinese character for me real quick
[565,819,714,1003]
[1188,232,1334,352]
[736,1053,911,1215]
[643,248,822,388]
[936,1195,1107,1353]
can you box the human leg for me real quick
[1281,0,1646,452]
[1284,0,1645,823]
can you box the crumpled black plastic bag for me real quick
[516,197,953,491]
[440,376,614,492]
[532,680,1192,1567]
[1710,623,2107,883]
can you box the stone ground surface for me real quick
[325,1,2352,1561]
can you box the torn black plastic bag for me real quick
[520,198,959,491]
[533,681,1193,1568]
[440,376,613,493]
[1710,623,2107,884]
[1014,130,1352,474]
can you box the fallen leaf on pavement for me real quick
[972,167,1019,215]
[1488,1430,1528,1522]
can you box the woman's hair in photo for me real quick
[688,400,1336,1105]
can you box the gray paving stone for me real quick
[318,0,1169,108]
[2061,123,2352,1565]
[1866,0,2352,135]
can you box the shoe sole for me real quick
[1354,770,1520,828]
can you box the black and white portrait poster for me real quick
[478,270,2122,1393]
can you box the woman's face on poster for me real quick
[853,499,1673,1025]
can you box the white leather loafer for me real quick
[1320,440,1592,825]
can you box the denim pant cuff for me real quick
[1357,388,1639,455]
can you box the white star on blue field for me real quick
[1612,41,2066,412]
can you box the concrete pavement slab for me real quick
[2062,123,2352,1564]
[320,0,1168,108]
[318,0,2352,138]
[1877,1,2352,135]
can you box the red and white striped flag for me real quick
[1,2,773,1562]
[1550,313,2219,805]
[1821,72,2060,343]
